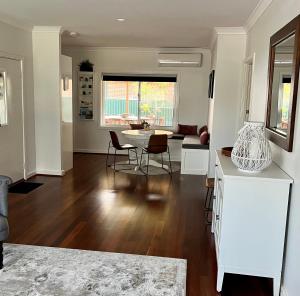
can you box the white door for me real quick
[0,57,24,182]
[238,59,253,128]
[61,55,73,172]
[244,64,253,122]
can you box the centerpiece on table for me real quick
[141,120,151,131]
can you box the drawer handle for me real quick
[218,178,222,182]
[213,195,216,200]
[215,164,218,167]
[216,215,220,220]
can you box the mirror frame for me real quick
[266,14,300,152]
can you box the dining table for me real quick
[121,129,173,172]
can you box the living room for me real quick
[0,0,300,296]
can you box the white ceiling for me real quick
[0,0,260,48]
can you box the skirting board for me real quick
[25,171,37,180]
[35,169,65,176]
[281,286,288,296]
[181,168,207,175]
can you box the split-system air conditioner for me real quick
[158,53,202,67]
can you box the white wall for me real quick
[246,1,300,295]
[32,27,63,175]
[208,32,247,177]
[0,21,36,177]
[62,47,211,156]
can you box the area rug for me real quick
[112,161,181,175]
[9,182,43,194]
[0,244,186,296]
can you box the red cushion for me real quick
[130,123,144,130]
[178,124,198,135]
[199,125,208,135]
[200,131,209,145]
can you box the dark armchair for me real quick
[0,176,11,269]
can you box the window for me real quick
[102,74,177,127]
[61,77,73,123]
[277,76,291,132]
[0,72,7,126]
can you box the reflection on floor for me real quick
[8,153,273,296]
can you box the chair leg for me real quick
[147,154,150,175]
[140,150,144,168]
[206,211,212,225]
[206,189,213,224]
[204,187,210,210]
[134,149,139,166]
[128,149,131,164]
[139,150,147,176]
[0,241,3,270]
[106,141,111,167]
[167,146,173,175]
[113,149,117,171]
[161,153,164,168]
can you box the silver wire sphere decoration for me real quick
[231,122,272,172]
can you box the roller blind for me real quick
[102,74,177,83]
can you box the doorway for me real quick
[0,57,24,182]
[238,55,255,128]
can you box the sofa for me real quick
[170,125,209,175]
[0,176,11,269]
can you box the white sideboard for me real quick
[212,150,293,296]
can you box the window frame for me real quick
[99,73,179,129]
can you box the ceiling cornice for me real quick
[62,46,210,53]
[0,13,32,32]
[32,26,62,33]
[214,27,246,35]
[245,0,273,32]
[210,27,246,50]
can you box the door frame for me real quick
[238,53,256,129]
[0,51,26,180]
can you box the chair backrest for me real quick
[130,123,144,130]
[109,131,122,150]
[147,134,168,154]
[0,176,12,217]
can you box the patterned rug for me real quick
[0,244,186,296]
[112,161,181,175]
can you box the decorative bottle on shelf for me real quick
[231,121,272,172]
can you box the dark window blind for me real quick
[282,76,291,83]
[102,74,177,83]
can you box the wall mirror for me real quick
[266,14,300,151]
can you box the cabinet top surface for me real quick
[216,150,293,183]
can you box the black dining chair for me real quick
[106,131,138,171]
[140,134,172,176]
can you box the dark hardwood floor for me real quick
[8,153,272,296]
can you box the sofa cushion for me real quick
[170,133,185,140]
[182,135,209,149]
[178,124,198,135]
[130,123,144,130]
[200,131,209,145]
[199,125,208,135]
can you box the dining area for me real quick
[105,126,176,176]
